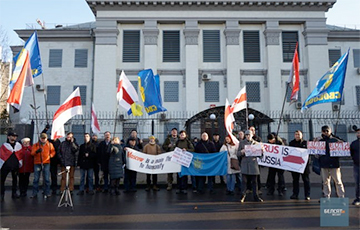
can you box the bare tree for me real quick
[0,25,12,62]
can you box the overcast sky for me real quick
[0,0,359,46]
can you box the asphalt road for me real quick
[1,184,359,230]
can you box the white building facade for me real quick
[12,0,360,143]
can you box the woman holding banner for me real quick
[239,130,263,202]
[220,136,240,195]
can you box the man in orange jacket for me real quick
[30,133,55,199]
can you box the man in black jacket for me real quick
[77,133,96,195]
[289,130,311,200]
[350,127,360,205]
[97,131,112,193]
[58,132,79,194]
[319,125,345,198]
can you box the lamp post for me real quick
[210,113,216,137]
[248,113,254,128]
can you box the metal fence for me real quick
[1,109,359,145]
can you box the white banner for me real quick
[329,142,351,157]
[245,144,262,157]
[125,149,181,174]
[171,147,193,168]
[257,143,309,173]
[307,141,326,155]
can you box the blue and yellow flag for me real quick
[138,69,167,115]
[301,50,349,112]
[12,31,42,85]
[179,151,227,177]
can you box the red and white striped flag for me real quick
[287,43,300,104]
[51,87,83,139]
[91,103,101,135]
[231,86,247,113]
[117,70,143,116]
[7,49,33,111]
[224,99,239,145]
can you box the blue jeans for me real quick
[354,165,359,199]
[235,173,242,191]
[33,164,50,196]
[80,168,94,192]
[226,174,236,192]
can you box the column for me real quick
[93,19,119,112]
[183,20,200,111]
[263,20,282,111]
[143,20,159,73]
[224,20,241,101]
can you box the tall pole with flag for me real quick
[277,42,299,136]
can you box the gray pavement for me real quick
[1,165,360,229]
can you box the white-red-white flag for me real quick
[287,42,300,104]
[224,99,239,145]
[7,49,33,111]
[117,70,143,116]
[231,86,247,113]
[51,87,83,139]
[91,103,101,135]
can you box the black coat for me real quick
[97,140,111,171]
[350,138,360,166]
[58,140,79,167]
[78,142,96,169]
[319,135,341,168]
[108,144,124,179]
[194,140,216,153]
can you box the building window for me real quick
[47,86,61,105]
[356,86,360,105]
[282,32,299,62]
[164,81,179,102]
[72,125,84,144]
[123,30,140,62]
[286,82,302,102]
[203,30,220,62]
[49,49,62,67]
[73,85,87,105]
[328,49,341,67]
[353,49,360,68]
[243,31,260,62]
[246,82,261,102]
[205,81,219,102]
[163,31,180,62]
[74,49,88,68]
[287,123,303,142]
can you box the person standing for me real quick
[30,133,56,198]
[162,128,179,191]
[123,136,139,193]
[58,132,79,194]
[0,132,22,201]
[213,133,225,185]
[239,130,263,202]
[266,133,285,196]
[288,130,311,200]
[108,137,124,196]
[18,137,33,197]
[97,131,112,193]
[319,125,345,198]
[91,134,101,192]
[194,132,216,194]
[125,129,143,150]
[350,127,360,205]
[175,130,194,194]
[220,136,240,195]
[143,136,162,192]
[77,133,96,195]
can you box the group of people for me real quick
[0,125,359,206]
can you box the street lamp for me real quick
[248,113,254,128]
[210,113,216,137]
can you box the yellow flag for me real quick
[130,103,143,116]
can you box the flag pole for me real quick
[334,103,342,136]
[31,85,42,169]
[245,103,249,130]
[41,73,49,125]
[276,82,289,136]
[113,107,119,136]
